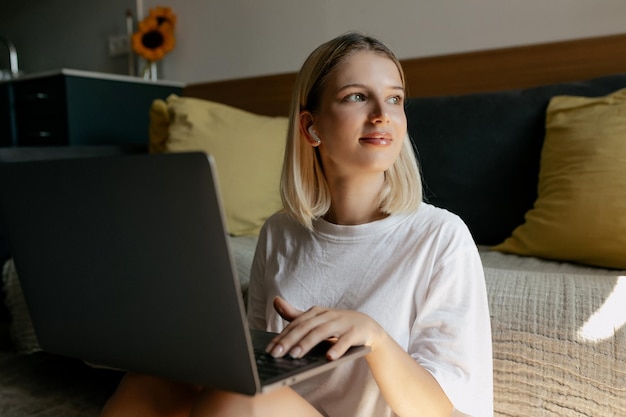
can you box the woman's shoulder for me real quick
[411,202,467,230]
[402,202,474,244]
[263,210,295,227]
[260,210,304,236]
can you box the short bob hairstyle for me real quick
[280,32,422,230]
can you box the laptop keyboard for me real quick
[254,349,319,381]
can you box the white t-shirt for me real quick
[247,203,493,417]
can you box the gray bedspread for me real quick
[1,239,624,417]
[480,248,626,416]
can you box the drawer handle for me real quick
[28,92,49,100]
[37,131,52,137]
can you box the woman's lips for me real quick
[359,132,392,145]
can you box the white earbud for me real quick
[308,125,321,144]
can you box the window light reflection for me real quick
[577,276,626,342]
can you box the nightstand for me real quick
[2,69,184,147]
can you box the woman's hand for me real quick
[267,297,453,417]
[265,296,385,360]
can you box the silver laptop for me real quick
[0,152,369,395]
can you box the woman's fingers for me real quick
[267,297,327,357]
[267,300,382,360]
[325,327,361,360]
[272,296,303,322]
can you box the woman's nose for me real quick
[368,100,390,124]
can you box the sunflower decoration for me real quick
[132,6,177,62]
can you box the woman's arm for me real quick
[267,297,453,417]
[365,329,453,417]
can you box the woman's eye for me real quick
[345,93,366,102]
[387,95,403,105]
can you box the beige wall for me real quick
[2,0,624,84]
[145,0,626,84]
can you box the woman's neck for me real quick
[324,173,387,225]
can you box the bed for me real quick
[2,32,626,417]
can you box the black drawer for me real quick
[13,75,66,117]
[8,71,183,147]
[14,116,68,146]
[0,82,15,146]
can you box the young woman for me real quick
[101,32,493,417]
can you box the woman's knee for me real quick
[101,373,201,417]
[191,387,322,417]
[190,389,255,417]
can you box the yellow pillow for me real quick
[149,95,288,236]
[493,88,626,269]
[149,98,170,154]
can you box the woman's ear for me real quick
[300,111,321,146]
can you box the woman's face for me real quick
[306,50,407,180]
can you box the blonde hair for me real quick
[281,32,422,229]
